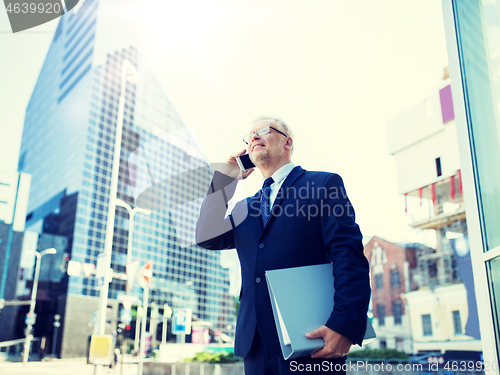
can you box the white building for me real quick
[386,71,481,354]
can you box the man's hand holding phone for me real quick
[212,149,255,180]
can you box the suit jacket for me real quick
[196,166,370,358]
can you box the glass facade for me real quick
[18,0,235,355]
[451,0,500,253]
[444,0,500,365]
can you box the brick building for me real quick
[364,236,417,352]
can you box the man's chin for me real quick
[253,153,270,165]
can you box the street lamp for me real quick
[23,248,57,365]
[115,199,150,362]
[51,314,61,357]
[115,198,151,267]
[94,59,138,375]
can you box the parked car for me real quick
[409,351,446,367]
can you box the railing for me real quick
[0,338,31,348]
[0,337,40,358]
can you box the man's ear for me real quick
[285,137,293,150]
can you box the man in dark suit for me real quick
[196,116,370,374]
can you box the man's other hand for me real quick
[306,326,352,359]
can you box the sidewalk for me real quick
[0,356,139,375]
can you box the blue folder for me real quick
[265,263,376,360]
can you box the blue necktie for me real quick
[261,177,274,228]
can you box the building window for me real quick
[375,274,383,289]
[378,304,385,326]
[390,269,400,287]
[422,314,432,336]
[379,340,387,349]
[453,310,462,334]
[395,338,404,351]
[393,301,402,325]
[436,157,442,177]
[18,151,26,170]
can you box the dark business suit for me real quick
[196,165,370,369]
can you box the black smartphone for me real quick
[236,153,255,171]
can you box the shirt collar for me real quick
[264,162,296,185]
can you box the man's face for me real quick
[247,120,288,166]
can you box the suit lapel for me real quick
[248,191,264,231]
[261,166,305,233]
[248,166,306,235]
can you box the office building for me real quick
[18,0,234,358]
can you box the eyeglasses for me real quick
[243,126,288,144]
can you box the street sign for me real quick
[82,263,95,278]
[95,254,106,289]
[117,294,138,302]
[164,303,172,318]
[137,261,153,289]
[126,260,140,292]
[117,294,138,311]
[67,260,81,277]
[120,309,132,324]
[88,334,113,365]
[171,308,192,334]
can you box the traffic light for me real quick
[125,324,132,339]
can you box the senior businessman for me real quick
[196,116,370,374]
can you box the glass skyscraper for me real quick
[18,0,234,358]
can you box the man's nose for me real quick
[250,133,261,142]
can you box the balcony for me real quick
[404,173,465,230]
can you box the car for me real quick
[409,351,446,367]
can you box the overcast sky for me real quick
[0,0,449,294]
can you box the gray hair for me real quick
[252,115,294,152]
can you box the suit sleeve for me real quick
[195,171,239,250]
[320,173,370,346]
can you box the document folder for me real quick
[265,263,376,360]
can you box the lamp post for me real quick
[51,314,61,357]
[134,300,143,354]
[23,248,57,365]
[94,59,139,375]
[115,198,151,267]
[115,199,150,360]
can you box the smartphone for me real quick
[236,153,255,171]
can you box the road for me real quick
[1,357,483,375]
[0,357,139,375]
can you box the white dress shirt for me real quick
[265,162,296,208]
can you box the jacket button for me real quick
[258,243,265,249]
[255,277,261,283]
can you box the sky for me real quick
[0,0,450,293]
